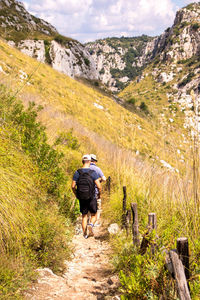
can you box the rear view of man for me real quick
[90,154,106,222]
[72,155,101,238]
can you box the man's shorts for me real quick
[79,198,97,215]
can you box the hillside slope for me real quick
[0,0,99,81]
[0,37,191,172]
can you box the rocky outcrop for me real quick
[49,40,98,80]
[86,3,200,91]
[17,40,46,63]
[148,3,200,62]
[9,39,99,80]
[1,0,98,81]
[0,0,57,36]
[86,36,154,92]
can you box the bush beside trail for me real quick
[0,85,76,299]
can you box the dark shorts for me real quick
[79,198,97,215]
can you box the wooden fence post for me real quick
[148,213,157,230]
[140,213,157,255]
[169,250,191,300]
[131,203,139,246]
[177,238,190,280]
[148,213,157,254]
[125,209,131,235]
[122,186,127,228]
[107,176,111,195]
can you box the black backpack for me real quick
[76,169,95,201]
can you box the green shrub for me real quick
[44,40,52,65]
[178,72,195,87]
[84,57,90,66]
[0,96,67,197]
[54,130,80,150]
[54,34,72,45]
[139,101,149,114]
[192,23,200,31]
[127,97,137,105]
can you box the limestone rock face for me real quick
[86,37,153,92]
[85,3,200,91]
[149,3,200,62]
[18,40,46,63]
[11,39,99,80]
[0,0,57,35]
[50,40,98,80]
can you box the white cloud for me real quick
[184,0,199,3]
[22,0,178,42]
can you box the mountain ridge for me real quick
[0,0,199,95]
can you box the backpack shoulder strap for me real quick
[77,169,83,175]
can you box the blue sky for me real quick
[22,0,198,42]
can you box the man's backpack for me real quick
[76,169,95,201]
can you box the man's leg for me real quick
[90,213,97,225]
[96,198,102,222]
[82,214,88,236]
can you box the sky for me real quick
[21,0,199,43]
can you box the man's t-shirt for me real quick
[73,168,99,182]
[90,163,104,178]
[90,163,105,197]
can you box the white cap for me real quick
[90,154,97,161]
[82,154,91,161]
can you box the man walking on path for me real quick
[90,154,106,223]
[72,155,101,238]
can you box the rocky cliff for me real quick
[120,2,200,137]
[0,1,199,91]
[85,36,154,92]
[86,2,200,92]
[149,2,200,62]
[0,0,99,81]
[0,0,57,40]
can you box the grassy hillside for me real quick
[0,38,199,298]
[0,38,191,170]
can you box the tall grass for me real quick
[0,86,74,299]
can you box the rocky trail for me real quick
[25,220,120,300]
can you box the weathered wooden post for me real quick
[107,176,111,195]
[148,213,157,254]
[148,213,157,230]
[169,250,191,300]
[131,203,139,246]
[140,213,157,255]
[177,238,190,280]
[122,186,127,228]
[125,209,131,235]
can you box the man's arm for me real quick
[101,176,106,182]
[71,180,77,197]
[95,178,102,197]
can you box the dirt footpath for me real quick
[25,221,120,300]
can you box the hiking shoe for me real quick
[83,234,88,239]
[87,223,94,237]
[94,222,101,227]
